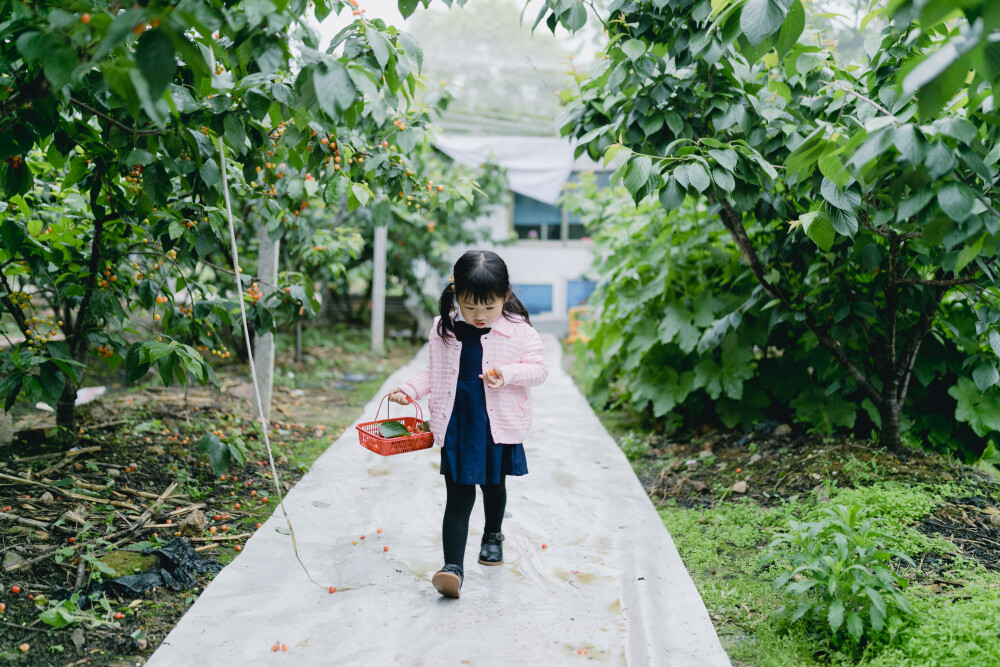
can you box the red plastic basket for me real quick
[356,394,434,456]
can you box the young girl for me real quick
[388,250,548,598]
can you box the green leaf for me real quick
[937,182,976,222]
[893,125,925,164]
[989,330,1000,358]
[955,234,985,273]
[827,598,845,631]
[820,178,861,212]
[324,176,349,206]
[198,433,230,475]
[199,159,221,189]
[125,343,151,385]
[688,162,711,192]
[659,177,685,212]
[740,0,786,47]
[818,150,849,188]
[398,0,419,18]
[315,62,357,116]
[0,218,26,253]
[135,29,177,101]
[775,0,805,57]
[973,362,999,392]
[845,611,863,641]
[707,148,738,172]
[621,39,647,61]
[562,2,587,31]
[624,156,653,198]
[378,420,411,438]
[368,31,392,71]
[950,377,1000,436]
[801,211,835,252]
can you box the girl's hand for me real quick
[388,390,411,405]
[479,368,505,390]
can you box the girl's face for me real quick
[457,292,508,328]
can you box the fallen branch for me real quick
[0,472,140,511]
[10,446,101,464]
[4,483,177,574]
[189,532,252,542]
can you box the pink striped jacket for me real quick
[396,314,548,446]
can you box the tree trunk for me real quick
[879,399,903,453]
[56,382,78,434]
[295,320,303,362]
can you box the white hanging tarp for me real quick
[433,134,605,205]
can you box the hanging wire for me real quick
[217,135,328,590]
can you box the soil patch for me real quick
[0,331,418,665]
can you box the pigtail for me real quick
[503,293,532,327]
[436,283,457,340]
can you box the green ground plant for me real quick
[764,504,915,652]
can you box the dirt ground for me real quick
[0,334,419,665]
[636,423,1000,575]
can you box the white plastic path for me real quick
[147,335,731,666]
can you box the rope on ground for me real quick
[217,136,328,590]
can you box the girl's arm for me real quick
[397,364,432,400]
[496,326,548,387]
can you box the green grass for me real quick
[657,482,1000,666]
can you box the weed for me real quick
[764,504,914,652]
[618,431,649,462]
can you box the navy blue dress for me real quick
[441,321,529,485]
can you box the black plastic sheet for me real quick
[54,537,223,605]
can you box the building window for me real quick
[511,171,611,242]
[512,193,562,240]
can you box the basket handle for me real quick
[375,393,424,422]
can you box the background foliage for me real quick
[552,0,1000,456]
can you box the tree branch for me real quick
[894,289,946,408]
[897,276,978,286]
[715,198,787,304]
[70,97,165,137]
[715,197,885,406]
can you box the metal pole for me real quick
[371,224,387,355]
[254,229,280,421]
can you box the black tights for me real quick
[442,476,506,568]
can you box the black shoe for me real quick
[478,532,504,565]
[432,564,463,598]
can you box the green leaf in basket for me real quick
[423,420,431,434]
[378,420,411,439]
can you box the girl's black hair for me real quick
[436,250,532,340]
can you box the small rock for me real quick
[277,455,289,466]
[147,445,165,456]
[732,481,748,494]
[73,462,84,471]
[3,551,25,570]
[773,424,792,437]
[136,637,148,651]
[39,492,54,504]
[684,459,700,468]
[748,453,762,465]
[811,473,822,480]
[690,480,707,492]
[71,628,85,649]
[227,382,255,400]
[988,514,1000,527]
[178,509,206,537]
[106,468,121,477]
